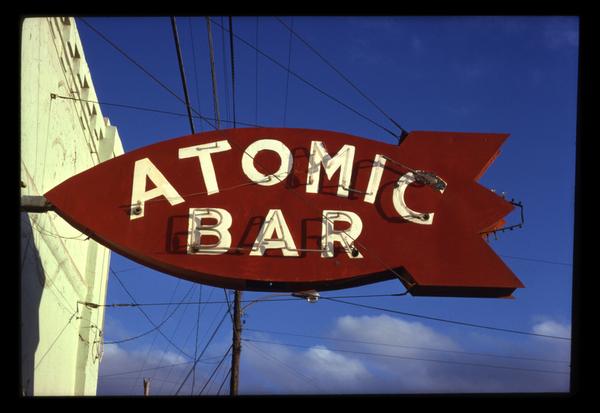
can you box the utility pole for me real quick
[143,378,150,396]
[226,16,242,397]
[229,290,242,396]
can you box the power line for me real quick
[198,345,232,395]
[136,283,196,394]
[282,16,294,126]
[254,16,259,125]
[220,16,231,123]
[34,310,78,371]
[174,308,230,395]
[274,16,408,138]
[228,16,237,128]
[109,268,195,359]
[156,287,219,395]
[500,254,572,267]
[244,340,322,391]
[85,293,410,308]
[125,276,186,394]
[100,361,193,378]
[216,368,232,395]
[97,289,569,347]
[77,17,217,131]
[99,356,222,379]
[208,17,400,140]
[243,338,570,376]
[188,17,204,132]
[244,328,570,364]
[205,16,221,129]
[319,297,572,341]
[52,94,262,128]
[103,282,193,345]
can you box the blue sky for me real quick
[75,16,578,395]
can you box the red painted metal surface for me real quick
[44,128,523,297]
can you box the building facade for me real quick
[20,17,124,395]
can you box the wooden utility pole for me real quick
[143,378,150,396]
[229,290,242,396]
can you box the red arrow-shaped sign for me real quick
[45,128,523,298]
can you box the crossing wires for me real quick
[274,17,408,140]
[208,17,401,140]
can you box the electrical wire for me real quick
[174,308,230,395]
[198,345,232,395]
[156,286,218,395]
[228,16,237,128]
[208,17,400,140]
[244,340,322,391]
[216,368,232,395]
[77,17,217,131]
[86,292,410,308]
[52,94,262,128]
[205,16,221,129]
[220,16,232,123]
[282,16,293,126]
[105,282,192,344]
[274,16,408,138]
[254,16,259,125]
[188,17,204,132]
[124,280,189,394]
[499,254,572,267]
[34,310,78,371]
[319,297,571,341]
[170,16,196,134]
[109,268,194,359]
[243,338,570,376]
[141,284,201,393]
[103,283,193,345]
[244,327,570,364]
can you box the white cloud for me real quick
[330,314,465,392]
[333,314,460,355]
[98,314,572,395]
[532,320,571,339]
[240,336,371,394]
[98,342,230,395]
[321,314,568,394]
[304,345,372,391]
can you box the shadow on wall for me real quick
[20,213,45,396]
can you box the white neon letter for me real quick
[130,158,184,220]
[178,140,232,195]
[363,154,387,204]
[392,172,446,225]
[250,209,299,257]
[321,210,363,259]
[187,208,232,255]
[241,139,293,186]
[306,141,355,198]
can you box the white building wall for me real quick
[20,17,124,396]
